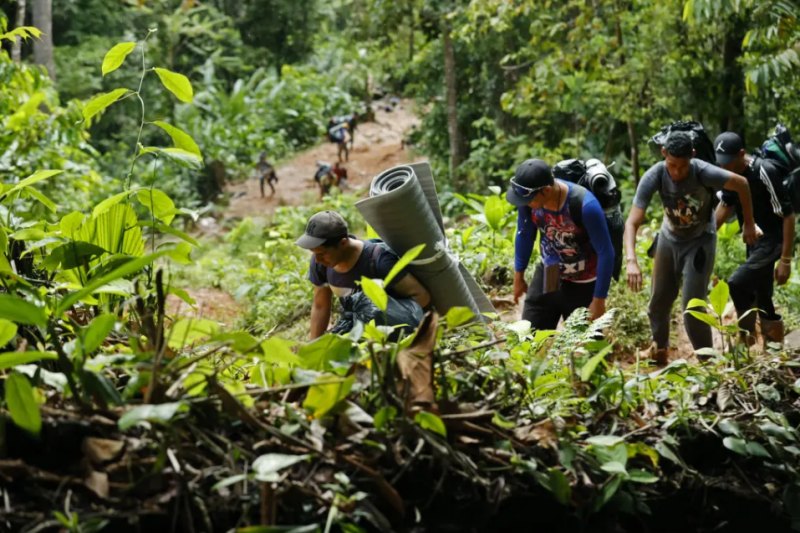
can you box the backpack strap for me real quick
[567,184,586,226]
[367,240,384,280]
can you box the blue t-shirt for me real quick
[514,181,614,299]
[308,240,404,298]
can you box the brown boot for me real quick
[760,316,785,346]
[639,343,669,365]
[737,313,757,347]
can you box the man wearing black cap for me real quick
[714,131,795,345]
[507,158,615,329]
[295,210,431,339]
[624,131,758,364]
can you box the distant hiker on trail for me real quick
[295,210,431,339]
[713,131,795,346]
[331,113,358,149]
[327,118,351,162]
[314,161,335,199]
[507,158,614,330]
[625,131,758,365]
[255,152,278,198]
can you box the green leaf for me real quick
[156,147,202,169]
[56,250,171,315]
[708,280,730,318]
[360,277,388,312]
[414,411,447,437]
[586,435,624,447]
[580,344,613,381]
[685,298,708,310]
[139,220,198,246]
[0,319,18,346]
[92,190,134,217]
[82,313,116,354]
[82,88,128,122]
[303,375,354,418]
[492,412,516,430]
[45,241,107,270]
[24,187,56,212]
[547,468,571,505]
[0,295,46,326]
[154,68,193,103]
[601,461,628,475]
[383,243,425,286]
[723,436,748,456]
[0,351,57,370]
[151,121,202,158]
[212,331,260,353]
[5,372,41,435]
[102,42,136,76]
[685,310,720,329]
[374,406,397,431]
[261,337,302,366]
[136,188,176,225]
[718,419,742,437]
[745,441,771,458]
[628,469,659,484]
[167,318,219,350]
[2,170,62,198]
[252,453,310,482]
[118,401,188,430]
[484,195,508,232]
[445,306,474,329]
[298,334,352,370]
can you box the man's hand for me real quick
[588,297,606,321]
[742,222,760,246]
[776,261,791,285]
[513,271,528,304]
[626,259,643,292]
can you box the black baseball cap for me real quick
[714,132,744,165]
[295,210,348,249]
[506,159,555,207]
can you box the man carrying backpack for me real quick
[255,152,278,198]
[713,131,795,345]
[507,158,615,329]
[295,210,431,339]
[625,131,758,364]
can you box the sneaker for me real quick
[639,343,669,365]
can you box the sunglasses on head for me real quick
[510,178,548,199]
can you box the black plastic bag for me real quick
[331,292,423,338]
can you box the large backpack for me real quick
[553,159,624,280]
[649,120,716,163]
[756,123,800,212]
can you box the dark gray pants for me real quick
[649,232,716,350]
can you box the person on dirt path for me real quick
[327,119,351,162]
[713,131,795,346]
[332,113,358,150]
[507,158,615,330]
[625,131,759,365]
[295,210,431,339]
[314,161,335,199]
[255,152,278,198]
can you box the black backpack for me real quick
[756,123,800,212]
[553,159,624,280]
[649,120,716,163]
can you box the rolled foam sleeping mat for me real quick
[355,162,495,316]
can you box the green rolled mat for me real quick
[355,162,495,316]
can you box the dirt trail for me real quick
[172,100,424,325]
[224,101,424,221]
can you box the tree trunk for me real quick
[407,1,415,63]
[31,0,55,80]
[11,0,27,63]
[721,19,745,142]
[627,121,640,185]
[443,24,462,182]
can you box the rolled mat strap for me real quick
[356,162,495,316]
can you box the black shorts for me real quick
[522,262,596,330]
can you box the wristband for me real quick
[780,256,793,265]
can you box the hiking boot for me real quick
[639,343,669,365]
[737,313,757,347]
[760,316,785,346]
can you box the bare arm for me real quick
[624,206,646,292]
[310,285,333,339]
[391,273,431,309]
[722,174,757,244]
[715,203,735,231]
[776,214,796,285]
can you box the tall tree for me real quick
[10,0,26,62]
[442,21,462,181]
[31,0,54,79]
